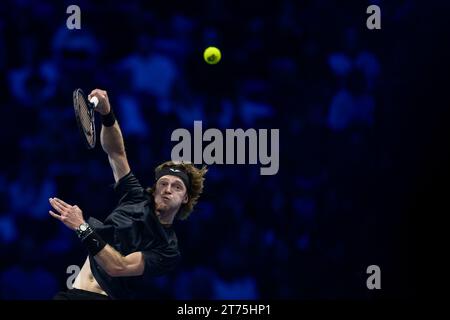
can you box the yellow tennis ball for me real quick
[203,47,221,64]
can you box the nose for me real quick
[163,184,172,194]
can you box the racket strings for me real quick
[74,91,95,147]
[79,99,92,135]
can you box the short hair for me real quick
[146,161,207,220]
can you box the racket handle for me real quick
[89,96,99,108]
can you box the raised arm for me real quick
[88,89,130,182]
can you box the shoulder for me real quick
[114,171,142,192]
[114,171,149,204]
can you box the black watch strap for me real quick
[76,223,92,239]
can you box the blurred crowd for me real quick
[0,0,419,299]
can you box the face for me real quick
[153,175,189,214]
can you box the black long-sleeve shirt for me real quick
[87,171,180,299]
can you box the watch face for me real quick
[80,224,88,232]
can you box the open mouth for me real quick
[162,196,171,201]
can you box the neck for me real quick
[155,208,177,226]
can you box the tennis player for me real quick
[52,89,207,299]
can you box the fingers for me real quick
[88,89,110,114]
[88,89,100,100]
[49,197,70,214]
[49,210,62,221]
[88,89,107,100]
[54,197,71,208]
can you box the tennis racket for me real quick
[73,88,99,149]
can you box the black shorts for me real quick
[53,288,110,300]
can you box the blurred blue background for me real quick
[0,0,445,300]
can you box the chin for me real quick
[162,203,170,210]
[155,201,168,212]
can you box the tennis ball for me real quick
[203,46,221,64]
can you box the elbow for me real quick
[108,150,127,159]
[105,264,127,277]
[102,254,144,277]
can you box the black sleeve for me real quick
[142,249,181,277]
[113,171,146,204]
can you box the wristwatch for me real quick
[76,222,91,238]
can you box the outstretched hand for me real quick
[49,197,85,231]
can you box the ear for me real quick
[182,193,189,204]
